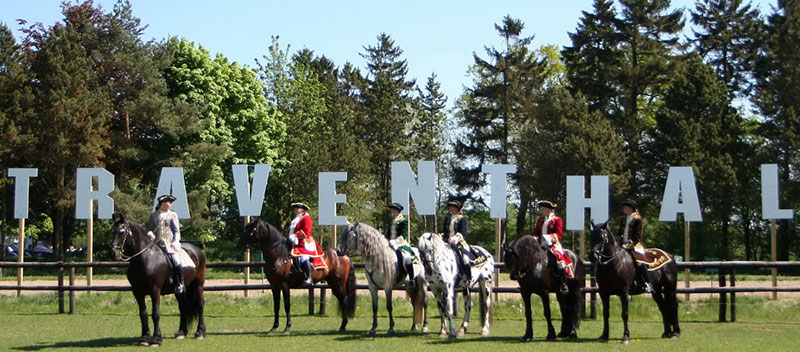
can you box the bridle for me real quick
[113,222,153,262]
[592,228,618,266]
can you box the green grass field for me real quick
[1,291,799,351]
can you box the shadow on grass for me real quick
[208,329,358,338]
[13,337,134,350]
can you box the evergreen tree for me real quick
[755,0,800,260]
[691,0,763,99]
[454,16,545,236]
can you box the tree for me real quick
[647,56,743,260]
[454,15,545,236]
[691,0,763,99]
[358,33,417,227]
[754,0,800,260]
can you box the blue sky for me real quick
[1,1,777,108]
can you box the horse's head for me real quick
[503,238,523,280]
[589,219,615,262]
[110,214,130,261]
[337,222,358,255]
[238,217,262,251]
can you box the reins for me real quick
[114,225,155,262]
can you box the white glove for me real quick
[147,231,155,240]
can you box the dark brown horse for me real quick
[110,214,206,346]
[504,235,584,342]
[589,220,679,344]
[238,218,356,334]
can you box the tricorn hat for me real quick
[537,200,557,209]
[446,200,463,210]
[157,194,176,204]
[621,200,638,210]
[291,202,310,211]
[388,202,404,211]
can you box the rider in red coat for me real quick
[287,202,324,287]
[532,200,574,294]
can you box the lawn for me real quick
[0,291,798,351]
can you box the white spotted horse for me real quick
[417,232,493,339]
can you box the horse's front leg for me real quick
[176,293,188,339]
[542,291,556,341]
[620,293,630,344]
[150,293,163,346]
[268,287,281,334]
[445,285,457,339]
[386,288,395,336]
[282,283,292,335]
[651,289,671,338]
[422,285,429,333]
[135,293,151,346]
[369,285,379,336]
[480,279,491,337]
[599,292,610,342]
[457,287,471,336]
[521,291,533,342]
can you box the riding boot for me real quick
[405,262,416,288]
[301,260,314,288]
[461,254,472,282]
[558,267,569,294]
[170,254,185,294]
[638,262,653,293]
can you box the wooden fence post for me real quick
[69,267,75,314]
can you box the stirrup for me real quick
[560,283,569,294]
[175,283,186,294]
[644,282,653,293]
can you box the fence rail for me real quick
[2,260,799,322]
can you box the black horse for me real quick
[110,214,206,346]
[504,235,584,341]
[589,220,680,344]
[237,218,357,334]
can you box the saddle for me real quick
[633,248,672,271]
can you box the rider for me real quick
[386,203,417,287]
[532,200,573,294]
[287,202,323,287]
[146,194,188,294]
[442,199,472,282]
[618,200,653,293]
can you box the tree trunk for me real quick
[516,190,529,236]
[53,166,66,262]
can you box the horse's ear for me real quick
[113,213,124,223]
[590,219,596,228]
[602,220,609,229]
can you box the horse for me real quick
[589,220,680,344]
[504,235,583,341]
[417,232,493,339]
[110,214,206,347]
[237,218,356,334]
[337,222,429,336]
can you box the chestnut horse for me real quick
[110,215,206,347]
[238,218,356,334]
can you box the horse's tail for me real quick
[342,257,357,319]
[183,247,205,328]
[571,251,584,330]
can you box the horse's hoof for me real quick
[195,332,205,340]
[267,328,277,335]
[282,329,291,336]
[139,341,150,347]
[150,344,160,348]
[622,339,630,345]
[661,332,671,338]
[480,330,489,337]
[546,334,556,341]
[521,336,532,342]
[387,329,395,336]
[422,326,430,333]
[671,332,680,339]
[175,334,185,340]
[456,328,466,337]
[557,331,568,338]
[448,334,457,340]
[598,336,608,343]
[568,332,578,339]
[439,331,448,338]
[368,329,376,336]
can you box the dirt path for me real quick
[3,277,799,301]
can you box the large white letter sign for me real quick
[761,164,793,220]
[7,168,37,219]
[232,164,271,217]
[659,166,702,222]
[566,175,609,230]
[75,168,115,219]
[153,167,190,219]
[481,164,517,219]
[319,172,348,225]
[391,161,436,215]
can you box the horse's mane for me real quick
[354,223,396,284]
[512,235,545,267]
[419,232,452,265]
[254,218,289,258]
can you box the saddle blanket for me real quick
[174,247,196,268]
[461,246,489,268]
[634,248,672,271]
[290,239,327,270]
[548,245,574,278]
